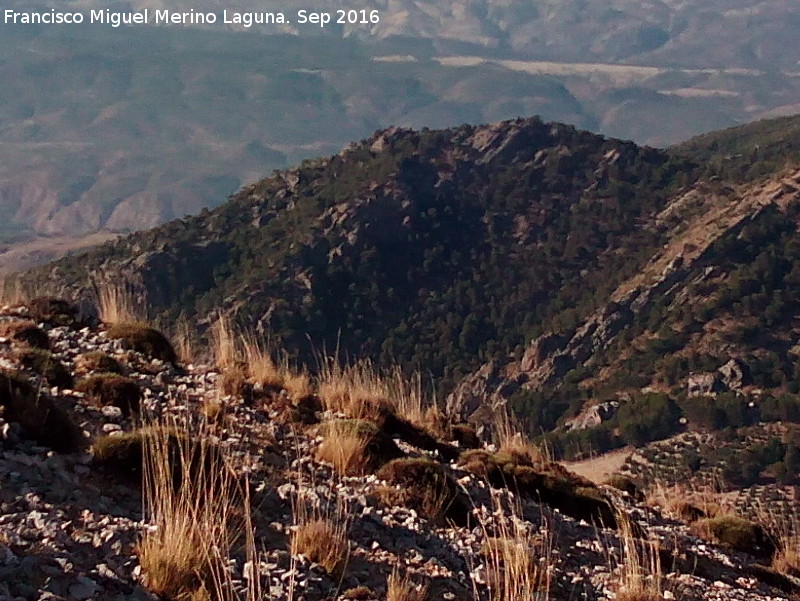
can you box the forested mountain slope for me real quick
[17,115,800,440]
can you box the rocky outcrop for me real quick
[687,373,724,398]
[448,168,800,418]
[564,400,620,431]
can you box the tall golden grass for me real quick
[172,317,197,364]
[210,314,238,370]
[137,419,260,601]
[317,357,443,431]
[387,567,428,601]
[289,489,351,584]
[0,277,29,306]
[646,479,727,522]
[315,422,371,476]
[96,281,147,324]
[241,334,313,400]
[473,490,553,601]
[754,502,800,577]
[493,408,546,465]
[607,512,664,601]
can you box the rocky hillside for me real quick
[18,116,692,385]
[17,115,800,449]
[2,297,800,601]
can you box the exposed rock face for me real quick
[564,401,620,431]
[445,360,518,423]
[719,358,749,391]
[686,359,750,398]
[687,373,724,398]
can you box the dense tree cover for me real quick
[547,392,800,462]
[24,117,692,389]
[672,114,800,182]
[19,114,800,440]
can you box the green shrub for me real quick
[106,322,177,363]
[692,515,775,559]
[0,370,82,452]
[15,348,74,388]
[76,373,141,416]
[617,393,681,446]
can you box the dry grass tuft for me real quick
[317,358,388,421]
[493,409,545,464]
[753,504,800,576]
[612,513,664,601]
[242,335,284,391]
[210,314,238,370]
[290,493,350,580]
[646,481,725,523]
[474,491,552,601]
[387,568,428,601]
[200,400,226,426]
[773,545,800,577]
[218,364,251,400]
[282,369,314,402]
[317,359,445,436]
[136,419,258,601]
[316,427,371,476]
[0,277,29,307]
[96,281,146,325]
[173,318,197,365]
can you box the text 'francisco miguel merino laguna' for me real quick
[4,9,380,28]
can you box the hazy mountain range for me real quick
[1,0,799,271]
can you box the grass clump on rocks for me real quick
[0,320,49,349]
[0,370,82,452]
[132,420,256,601]
[14,348,74,388]
[74,351,124,375]
[291,492,351,580]
[317,419,403,474]
[460,449,616,527]
[76,373,142,416]
[691,515,776,559]
[106,322,177,363]
[387,568,428,601]
[375,457,469,525]
[91,427,226,489]
[27,297,82,328]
